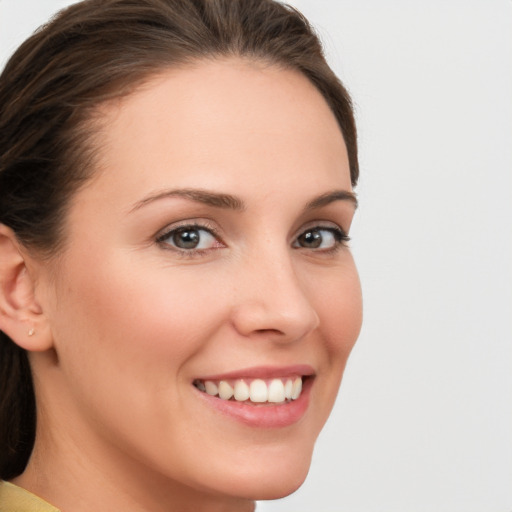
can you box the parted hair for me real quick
[0,0,358,480]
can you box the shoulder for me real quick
[0,481,60,512]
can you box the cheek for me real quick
[303,256,362,424]
[54,258,227,365]
[311,258,363,358]
[49,247,250,406]
[46,253,234,450]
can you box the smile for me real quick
[192,366,314,427]
[193,376,303,404]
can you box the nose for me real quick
[230,251,320,343]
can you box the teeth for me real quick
[268,379,285,403]
[234,380,250,401]
[218,381,234,400]
[291,377,302,400]
[284,379,293,399]
[205,381,218,396]
[200,377,304,404]
[250,379,268,402]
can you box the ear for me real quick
[0,224,53,351]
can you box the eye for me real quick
[293,226,349,250]
[157,224,221,251]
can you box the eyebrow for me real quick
[304,190,358,211]
[129,187,357,213]
[129,188,245,212]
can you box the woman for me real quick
[0,0,362,510]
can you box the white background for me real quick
[1,1,511,511]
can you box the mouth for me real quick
[193,375,306,404]
[192,366,314,428]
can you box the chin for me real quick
[249,471,309,501]
[225,469,310,502]
[211,444,314,501]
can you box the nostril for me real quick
[254,328,283,335]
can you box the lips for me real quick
[192,366,314,428]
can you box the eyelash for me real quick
[294,226,350,253]
[156,222,222,257]
[156,222,350,257]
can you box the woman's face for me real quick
[34,59,362,506]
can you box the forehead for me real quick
[86,58,351,203]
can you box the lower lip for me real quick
[195,378,313,428]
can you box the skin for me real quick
[9,59,362,512]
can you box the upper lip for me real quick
[195,364,315,381]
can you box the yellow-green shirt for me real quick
[0,481,59,512]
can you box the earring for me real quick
[28,328,35,336]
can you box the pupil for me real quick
[173,228,200,249]
[300,230,322,248]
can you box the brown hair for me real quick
[0,0,358,480]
